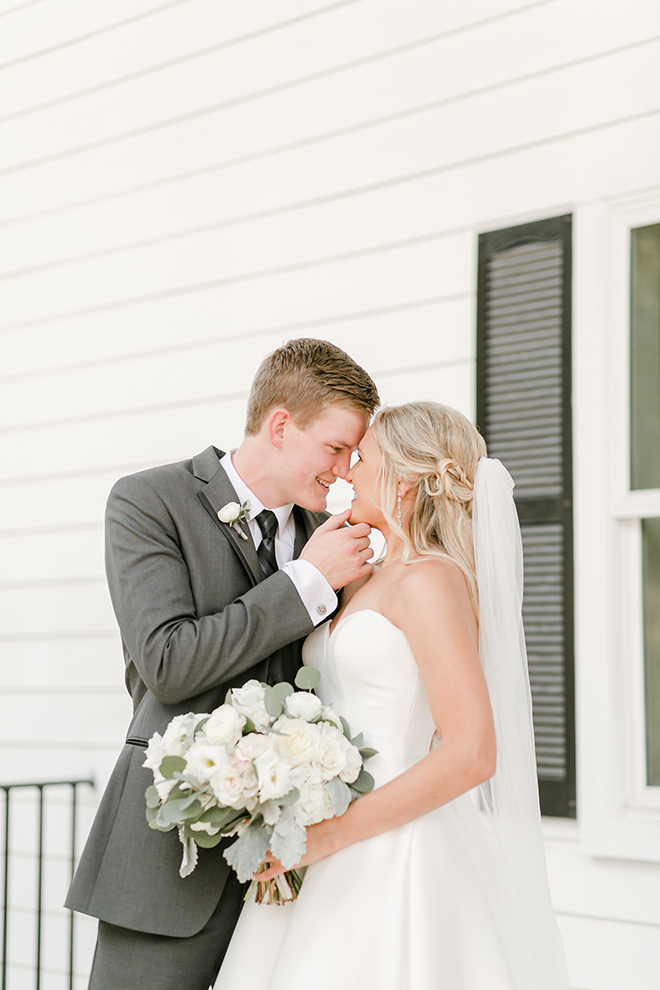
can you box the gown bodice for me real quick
[303,609,436,786]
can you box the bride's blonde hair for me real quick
[371,401,487,616]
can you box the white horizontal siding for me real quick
[1,0,659,986]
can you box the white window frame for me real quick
[575,191,660,862]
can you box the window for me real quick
[476,215,575,819]
[630,222,660,788]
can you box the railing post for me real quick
[0,779,93,990]
[1,786,9,990]
[35,786,45,990]
[68,783,78,990]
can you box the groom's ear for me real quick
[266,407,294,449]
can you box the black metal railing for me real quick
[1,779,94,990]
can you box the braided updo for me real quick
[371,401,487,616]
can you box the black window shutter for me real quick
[476,215,576,818]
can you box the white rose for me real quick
[235,759,259,801]
[254,750,291,802]
[312,722,349,781]
[285,692,324,721]
[288,760,322,789]
[235,733,274,763]
[273,716,321,768]
[210,762,247,809]
[230,680,271,730]
[319,707,342,729]
[338,736,362,784]
[217,501,241,523]
[161,712,205,757]
[186,744,229,784]
[204,705,246,749]
[294,783,334,826]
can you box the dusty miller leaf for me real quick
[324,777,351,817]
[269,805,307,870]
[223,819,270,882]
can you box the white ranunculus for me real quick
[210,762,247,809]
[273,716,321,768]
[312,722,349,781]
[235,732,274,763]
[230,680,271,731]
[338,735,362,784]
[254,750,291,802]
[186,744,229,784]
[285,692,324,721]
[217,501,241,523]
[204,705,246,749]
[294,782,334,826]
[161,712,205,757]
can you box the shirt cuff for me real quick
[281,559,338,626]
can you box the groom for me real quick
[66,339,379,990]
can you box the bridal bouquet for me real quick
[143,668,376,904]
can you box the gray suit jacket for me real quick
[66,445,326,937]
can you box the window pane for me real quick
[643,516,660,786]
[631,223,660,490]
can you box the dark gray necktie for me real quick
[256,509,278,578]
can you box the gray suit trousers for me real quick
[88,874,246,990]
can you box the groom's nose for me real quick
[332,451,352,479]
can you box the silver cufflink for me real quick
[316,603,328,615]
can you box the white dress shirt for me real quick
[219,451,337,624]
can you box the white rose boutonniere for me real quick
[217,499,251,540]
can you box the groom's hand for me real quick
[300,510,374,590]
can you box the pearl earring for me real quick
[397,490,402,526]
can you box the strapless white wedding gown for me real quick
[215,610,521,990]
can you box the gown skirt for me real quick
[215,610,524,990]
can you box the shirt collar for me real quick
[219,450,293,536]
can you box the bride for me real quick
[215,401,569,990]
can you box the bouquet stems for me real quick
[248,864,304,905]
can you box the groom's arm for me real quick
[105,475,315,705]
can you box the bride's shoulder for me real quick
[397,556,470,608]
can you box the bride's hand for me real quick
[252,819,338,881]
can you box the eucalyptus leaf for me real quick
[160,756,187,779]
[350,732,364,748]
[339,716,352,740]
[159,797,203,825]
[145,785,160,809]
[225,689,233,705]
[277,787,300,806]
[350,768,375,794]
[223,819,270,882]
[243,718,256,734]
[272,681,294,700]
[359,747,379,761]
[198,805,233,825]
[177,792,202,812]
[145,804,159,823]
[194,716,210,735]
[324,777,351,817]
[263,686,283,718]
[269,805,307,870]
[152,813,177,832]
[294,666,321,691]
[189,829,224,849]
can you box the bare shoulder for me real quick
[393,557,474,627]
[338,573,373,609]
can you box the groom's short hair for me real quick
[245,338,379,435]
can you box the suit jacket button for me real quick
[316,603,327,616]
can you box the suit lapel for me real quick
[194,447,262,586]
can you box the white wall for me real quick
[1,0,659,986]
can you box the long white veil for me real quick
[473,457,570,989]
